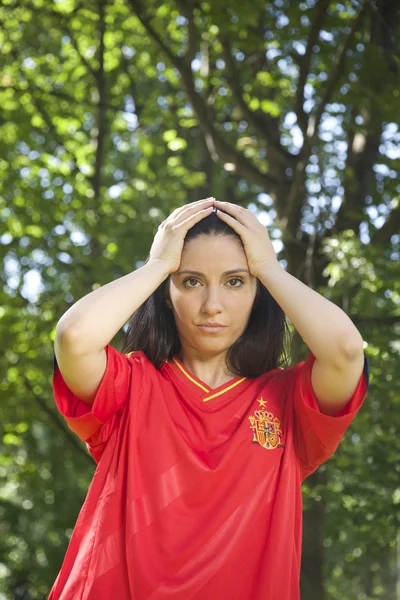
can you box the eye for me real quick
[183,277,200,287]
[182,277,244,288]
[227,278,244,287]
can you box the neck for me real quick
[177,348,235,389]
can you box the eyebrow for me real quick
[176,269,250,276]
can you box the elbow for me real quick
[55,319,81,343]
[341,333,364,360]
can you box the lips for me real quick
[197,324,226,333]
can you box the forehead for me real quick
[180,235,247,269]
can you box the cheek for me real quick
[232,290,256,309]
[172,294,196,317]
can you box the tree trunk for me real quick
[300,469,327,600]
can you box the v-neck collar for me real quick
[162,354,248,409]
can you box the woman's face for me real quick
[168,234,258,357]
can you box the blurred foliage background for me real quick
[0,0,399,598]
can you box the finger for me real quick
[215,209,247,235]
[177,197,215,211]
[213,200,242,209]
[176,197,214,211]
[170,197,215,224]
[178,205,214,230]
[188,197,215,205]
[169,197,214,220]
[213,201,248,225]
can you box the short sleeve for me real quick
[291,351,369,481]
[52,344,144,463]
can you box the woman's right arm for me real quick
[54,259,171,406]
[54,197,215,406]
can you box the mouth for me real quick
[197,325,226,333]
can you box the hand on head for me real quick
[149,197,278,278]
[149,198,215,274]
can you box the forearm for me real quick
[258,262,364,364]
[56,259,171,353]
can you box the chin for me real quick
[196,339,232,352]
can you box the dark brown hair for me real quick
[121,210,291,377]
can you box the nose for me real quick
[201,286,224,313]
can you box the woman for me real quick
[49,197,369,600]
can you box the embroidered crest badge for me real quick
[248,397,284,450]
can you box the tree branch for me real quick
[0,22,70,149]
[220,35,296,170]
[92,0,108,201]
[174,0,198,64]
[335,117,381,235]
[371,204,400,245]
[0,19,103,195]
[0,84,121,112]
[283,2,370,238]
[128,0,280,194]
[295,0,330,136]
[308,1,370,140]
[24,379,93,464]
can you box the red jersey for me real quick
[49,345,369,600]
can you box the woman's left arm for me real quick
[257,262,365,416]
[214,199,365,416]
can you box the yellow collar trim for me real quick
[172,357,247,400]
[172,357,210,393]
[204,378,247,402]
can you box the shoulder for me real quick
[123,349,151,367]
[253,364,289,390]
[256,358,308,391]
[124,349,145,361]
[122,349,162,375]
